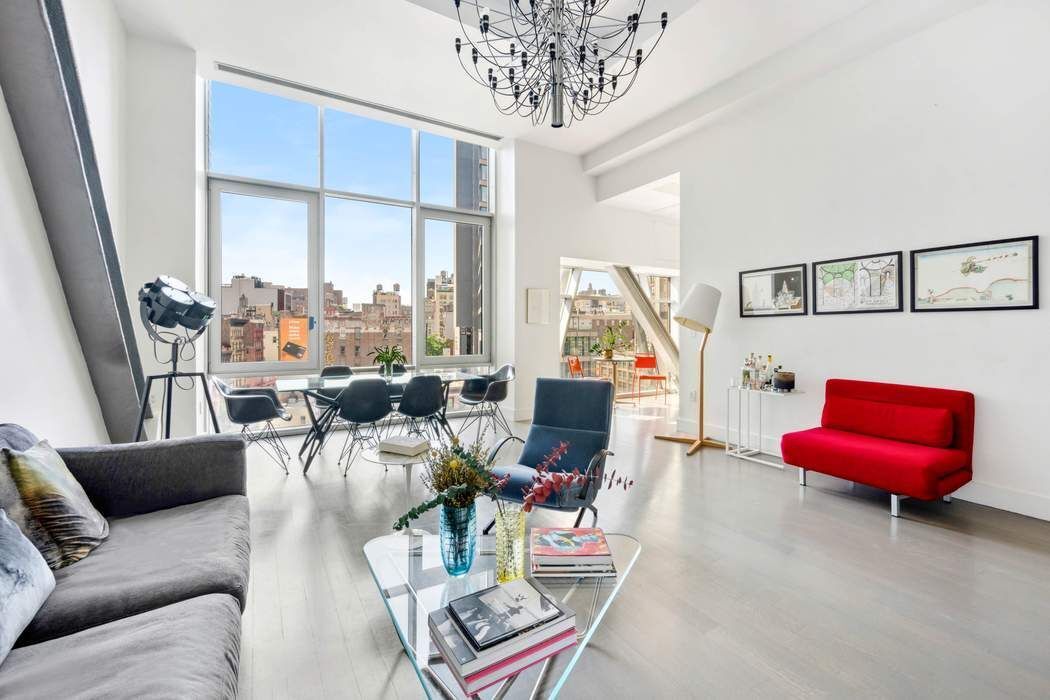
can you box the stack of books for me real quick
[530,527,617,578]
[375,435,430,457]
[428,578,576,696]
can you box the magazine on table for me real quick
[447,578,562,651]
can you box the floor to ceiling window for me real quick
[206,79,493,428]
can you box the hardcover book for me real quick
[376,435,430,457]
[447,578,561,651]
[530,528,613,565]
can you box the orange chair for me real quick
[633,354,667,404]
[566,355,585,378]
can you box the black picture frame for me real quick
[811,251,903,315]
[738,263,808,318]
[910,236,1039,312]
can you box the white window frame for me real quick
[204,76,496,377]
[208,179,321,375]
[417,208,492,368]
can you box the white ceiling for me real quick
[112,0,872,156]
[604,172,681,221]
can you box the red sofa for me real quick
[781,379,974,517]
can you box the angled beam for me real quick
[606,265,678,383]
[558,267,582,353]
[0,0,145,442]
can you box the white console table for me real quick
[725,386,804,469]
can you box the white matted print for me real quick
[526,288,550,324]
[911,236,1038,311]
[739,264,807,317]
[813,252,902,314]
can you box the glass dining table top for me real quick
[363,532,641,699]
[274,366,492,393]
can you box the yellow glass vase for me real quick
[495,503,526,583]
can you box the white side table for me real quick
[725,386,804,469]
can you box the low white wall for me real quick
[0,91,107,445]
[650,0,1049,519]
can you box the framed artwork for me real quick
[526,288,550,324]
[739,264,808,317]
[911,236,1039,312]
[812,251,903,315]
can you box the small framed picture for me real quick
[739,264,808,317]
[812,251,903,315]
[911,236,1039,312]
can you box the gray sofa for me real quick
[0,424,250,699]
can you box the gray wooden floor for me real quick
[238,403,1050,699]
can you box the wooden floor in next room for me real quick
[238,398,1050,699]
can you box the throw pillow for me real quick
[0,508,56,665]
[0,440,109,569]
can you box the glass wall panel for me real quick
[324,109,412,200]
[209,82,319,187]
[424,218,484,357]
[324,198,414,366]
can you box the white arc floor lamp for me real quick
[656,282,726,456]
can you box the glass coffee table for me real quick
[363,532,641,699]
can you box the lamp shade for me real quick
[674,283,721,333]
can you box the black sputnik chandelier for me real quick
[453,0,669,128]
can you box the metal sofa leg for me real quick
[798,468,807,486]
[890,494,905,518]
[943,494,952,503]
[573,504,598,528]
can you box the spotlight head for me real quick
[139,276,215,335]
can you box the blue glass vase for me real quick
[439,503,477,577]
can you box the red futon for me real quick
[781,379,974,517]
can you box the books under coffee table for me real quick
[362,532,641,699]
[431,579,577,695]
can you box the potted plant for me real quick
[589,320,629,360]
[369,344,407,376]
[394,436,508,576]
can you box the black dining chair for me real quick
[333,377,393,476]
[396,375,446,442]
[313,365,353,448]
[458,364,515,441]
[485,377,614,532]
[213,378,292,474]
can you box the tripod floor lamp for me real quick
[655,282,725,456]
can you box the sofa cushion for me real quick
[821,395,954,448]
[781,427,969,500]
[0,424,38,453]
[0,509,55,666]
[1,440,110,569]
[17,495,249,646]
[0,593,240,700]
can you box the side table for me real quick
[725,386,804,469]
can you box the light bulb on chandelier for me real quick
[453,0,670,128]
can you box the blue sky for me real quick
[211,81,473,303]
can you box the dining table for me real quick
[275,366,492,473]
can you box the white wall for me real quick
[0,90,108,446]
[498,140,679,419]
[613,0,1050,519]
[124,36,202,438]
[63,0,127,256]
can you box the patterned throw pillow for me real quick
[0,440,109,569]
[0,508,56,665]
